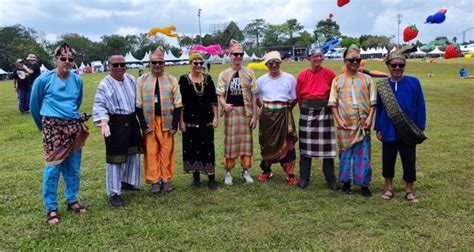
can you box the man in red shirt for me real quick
[296,42,338,190]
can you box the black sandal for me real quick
[46,210,60,224]
[67,202,87,213]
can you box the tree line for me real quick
[1,19,397,72]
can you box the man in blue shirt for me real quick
[374,48,426,203]
[30,43,89,224]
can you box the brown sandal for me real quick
[46,210,60,224]
[67,202,87,213]
[405,192,419,203]
[381,190,394,200]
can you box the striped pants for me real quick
[106,154,141,196]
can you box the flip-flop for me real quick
[46,210,60,224]
[405,192,419,203]
[381,190,394,200]
[67,202,87,213]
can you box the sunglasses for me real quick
[193,62,205,66]
[59,57,74,62]
[390,63,406,69]
[111,63,126,68]
[232,53,244,57]
[151,61,165,65]
[267,60,281,66]
[346,59,361,63]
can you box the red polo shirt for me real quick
[296,67,336,107]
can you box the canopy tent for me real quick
[40,64,49,73]
[164,51,179,62]
[90,61,104,72]
[243,51,251,62]
[79,62,86,69]
[428,46,444,54]
[178,51,189,62]
[250,53,262,61]
[124,52,141,64]
[0,68,8,80]
[0,68,7,74]
[141,51,151,62]
[208,54,224,64]
[411,47,427,57]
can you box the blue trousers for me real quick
[42,150,82,212]
[338,135,372,186]
[17,88,30,112]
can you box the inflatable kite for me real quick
[322,38,342,54]
[148,25,180,39]
[190,44,225,56]
[444,44,461,59]
[247,61,268,71]
[403,25,418,42]
[329,13,334,19]
[438,8,447,14]
[425,10,447,24]
[337,0,350,7]
[341,60,389,78]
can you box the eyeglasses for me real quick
[111,63,126,68]
[232,53,244,57]
[59,57,74,62]
[346,59,361,63]
[151,61,165,65]
[390,63,406,69]
[193,62,205,66]
[267,60,281,66]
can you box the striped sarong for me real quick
[299,107,336,158]
[224,107,253,159]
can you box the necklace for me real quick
[190,73,205,96]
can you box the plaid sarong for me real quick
[224,107,253,158]
[299,107,336,158]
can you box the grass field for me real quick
[0,58,473,250]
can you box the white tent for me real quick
[460,44,474,54]
[428,46,444,55]
[124,52,141,64]
[412,47,427,56]
[178,51,189,62]
[40,64,49,73]
[250,53,262,61]
[381,47,388,55]
[90,61,104,72]
[79,62,86,69]
[141,51,150,62]
[208,54,224,64]
[360,48,367,54]
[243,51,251,62]
[0,68,7,74]
[164,51,179,62]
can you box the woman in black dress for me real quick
[179,52,218,190]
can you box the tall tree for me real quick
[0,25,50,71]
[294,30,316,46]
[285,19,304,43]
[216,21,244,48]
[244,19,266,54]
[314,18,341,41]
[262,24,287,48]
[340,35,359,48]
[359,35,392,49]
[51,33,104,65]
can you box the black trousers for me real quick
[382,141,417,182]
[299,155,335,183]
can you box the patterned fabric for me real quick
[224,107,253,159]
[328,72,376,150]
[42,115,90,166]
[262,101,288,110]
[385,45,417,63]
[338,134,372,186]
[136,72,182,131]
[299,107,336,158]
[93,74,136,123]
[106,153,141,196]
[216,67,256,117]
[344,44,360,59]
[296,68,336,106]
[182,126,215,175]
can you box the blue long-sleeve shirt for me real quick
[374,76,426,142]
[30,71,83,130]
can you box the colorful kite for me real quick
[329,13,334,19]
[190,44,225,56]
[425,9,447,24]
[403,25,419,42]
[444,44,461,59]
[322,38,342,54]
[247,61,268,71]
[148,25,180,39]
[337,0,350,7]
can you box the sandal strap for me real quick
[67,202,87,212]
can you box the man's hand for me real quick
[336,118,349,129]
[179,122,187,132]
[212,116,218,128]
[223,103,233,113]
[97,120,111,137]
[363,118,372,129]
[376,131,382,141]
[249,115,257,129]
[170,129,177,135]
[143,128,153,135]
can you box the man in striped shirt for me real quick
[93,54,143,208]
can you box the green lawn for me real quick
[0,58,473,250]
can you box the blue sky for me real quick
[1,0,473,46]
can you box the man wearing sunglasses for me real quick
[328,44,376,197]
[375,46,426,203]
[255,51,298,186]
[296,42,338,190]
[30,43,89,224]
[93,54,143,207]
[136,46,182,194]
[216,39,257,186]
